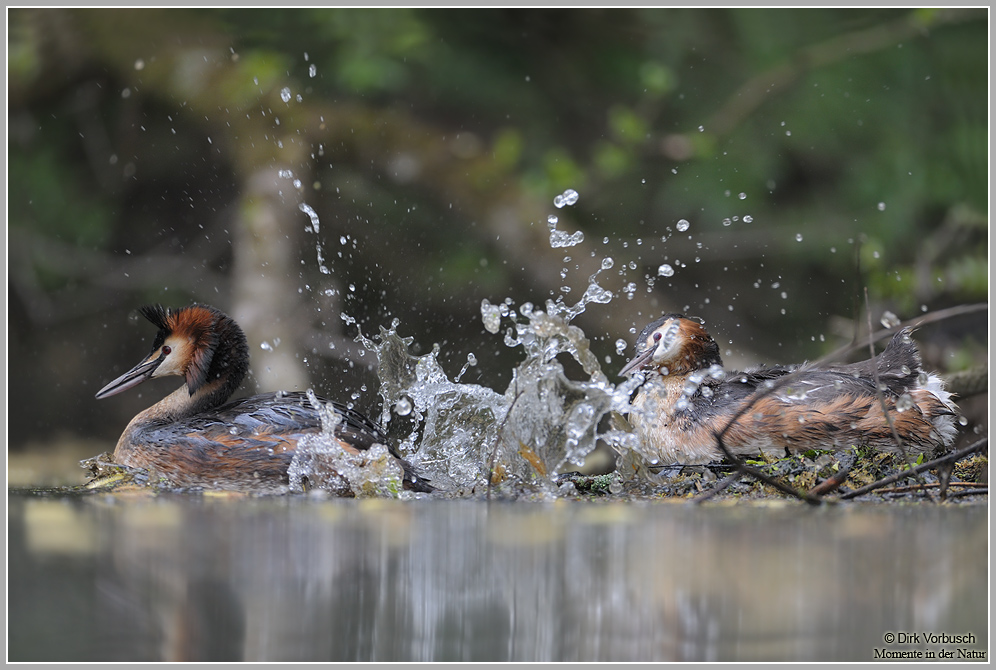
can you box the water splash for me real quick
[299,190,707,497]
[455,352,478,383]
[354,272,643,497]
[287,390,406,497]
[299,202,330,274]
[547,214,585,248]
[358,324,508,494]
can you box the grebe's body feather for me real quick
[621,314,959,465]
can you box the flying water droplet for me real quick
[455,352,478,383]
[880,311,901,329]
[394,397,413,416]
[785,387,808,401]
[657,264,674,277]
[896,393,914,412]
[553,188,579,208]
[676,218,690,232]
[280,87,292,103]
[481,299,502,334]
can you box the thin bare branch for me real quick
[695,435,823,505]
[863,287,911,463]
[838,438,987,500]
[702,9,983,138]
[487,386,524,501]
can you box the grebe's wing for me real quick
[823,328,922,396]
[210,391,387,446]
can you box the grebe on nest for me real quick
[95,304,432,494]
[619,314,960,465]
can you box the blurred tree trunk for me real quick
[232,168,310,392]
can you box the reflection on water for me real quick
[8,490,988,662]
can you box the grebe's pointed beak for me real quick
[95,351,167,399]
[619,346,654,377]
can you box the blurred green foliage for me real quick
[10,144,111,250]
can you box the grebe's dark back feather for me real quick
[824,328,924,397]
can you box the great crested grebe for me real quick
[95,304,432,493]
[619,313,960,465]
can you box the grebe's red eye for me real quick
[162,345,171,355]
[653,332,662,342]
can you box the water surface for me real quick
[8,490,988,662]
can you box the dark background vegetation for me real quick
[7,8,988,462]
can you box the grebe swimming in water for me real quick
[95,303,432,494]
[619,314,960,465]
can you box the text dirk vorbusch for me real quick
[886,632,976,645]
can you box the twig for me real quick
[863,287,913,466]
[487,386,524,501]
[838,438,987,500]
[694,436,824,505]
[692,470,746,504]
[807,462,853,497]
[702,9,982,138]
[874,481,987,495]
[828,303,987,365]
[945,488,987,500]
